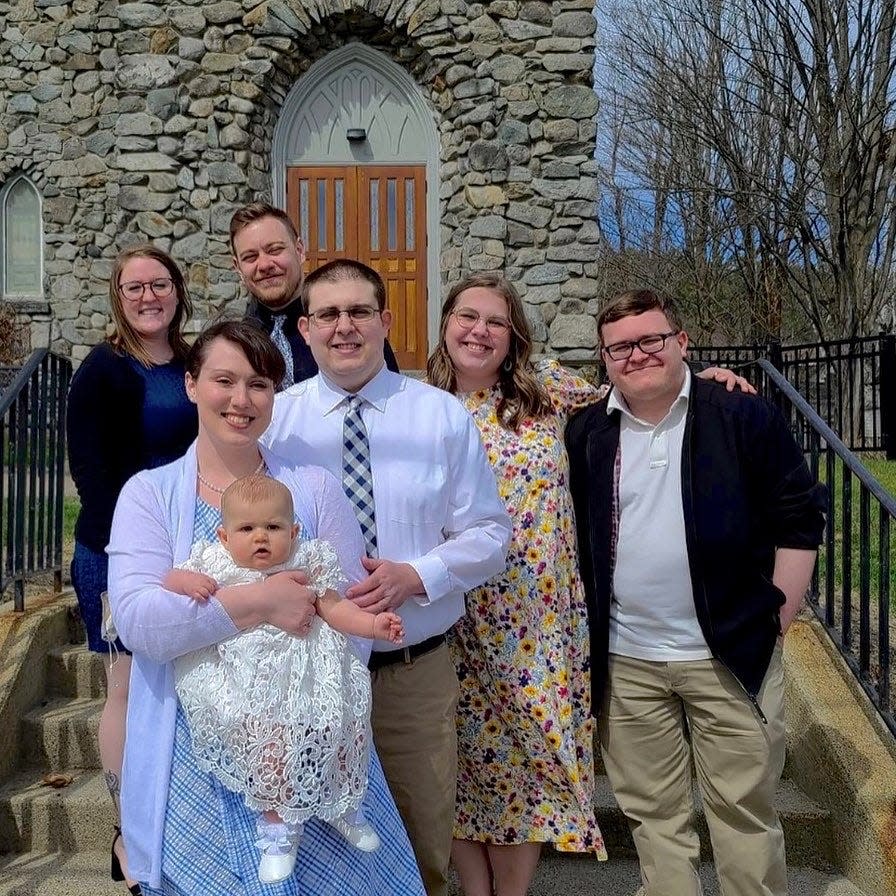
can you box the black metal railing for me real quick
[758,359,895,737]
[0,350,71,610]
[690,335,896,458]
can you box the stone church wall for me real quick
[0,0,598,363]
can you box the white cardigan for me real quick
[106,442,366,887]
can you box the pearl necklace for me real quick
[196,458,266,494]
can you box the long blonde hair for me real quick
[108,244,192,367]
[427,273,552,431]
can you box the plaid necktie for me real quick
[270,313,294,390]
[342,395,378,557]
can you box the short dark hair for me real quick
[229,202,300,255]
[185,319,286,388]
[300,259,387,313]
[597,289,683,344]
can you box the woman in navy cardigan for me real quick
[66,244,197,894]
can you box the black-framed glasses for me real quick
[602,332,679,361]
[450,307,511,336]
[119,278,175,301]
[306,305,381,327]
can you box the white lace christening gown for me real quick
[173,539,372,825]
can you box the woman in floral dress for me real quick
[427,274,751,896]
[427,274,607,896]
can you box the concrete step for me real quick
[0,851,122,896]
[0,851,871,896]
[591,774,835,869]
[0,757,834,874]
[0,769,112,853]
[45,644,105,700]
[20,696,102,771]
[456,851,873,895]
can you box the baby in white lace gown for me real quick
[165,475,404,884]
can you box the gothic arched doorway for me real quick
[272,45,439,370]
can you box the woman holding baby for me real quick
[107,320,424,896]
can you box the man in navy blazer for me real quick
[230,202,399,387]
[566,288,826,896]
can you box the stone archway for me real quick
[271,44,440,368]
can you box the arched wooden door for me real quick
[286,164,428,371]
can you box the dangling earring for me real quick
[502,357,513,373]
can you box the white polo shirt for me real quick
[262,365,511,652]
[608,369,712,661]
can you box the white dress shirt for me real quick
[263,366,512,651]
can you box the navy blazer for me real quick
[565,377,827,710]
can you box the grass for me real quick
[815,454,895,625]
[63,496,78,549]
[863,458,896,499]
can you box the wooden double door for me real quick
[286,165,428,370]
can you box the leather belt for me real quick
[367,633,446,671]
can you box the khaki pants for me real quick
[370,642,459,896]
[599,647,787,896]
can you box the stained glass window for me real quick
[1,176,42,298]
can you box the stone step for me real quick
[20,696,102,771]
[0,758,834,873]
[45,643,105,700]
[0,850,871,896]
[0,769,112,853]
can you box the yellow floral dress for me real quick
[449,360,608,857]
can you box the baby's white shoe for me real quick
[331,815,380,852]
[256,817,302,883]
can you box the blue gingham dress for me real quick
[140,499,425,896]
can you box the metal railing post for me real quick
[758,357,896,737]
[881,333,896,460]
[0,350,71,609]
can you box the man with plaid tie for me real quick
[229,202,400,388]
[262,259,511,896]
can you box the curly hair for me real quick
[427,273,552,431]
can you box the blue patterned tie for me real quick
[270,313,294,390]
[342,395,377,557]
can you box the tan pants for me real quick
[599,647,787,896]
[370,642,459,896]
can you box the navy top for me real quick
[67,342,197,552]
[127,357,197,469]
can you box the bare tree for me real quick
[597,0,896,343]
[595,36,751,340]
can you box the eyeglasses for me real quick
[306,305,381,327]
[450,307,511,336]
[602,332,679,361]
[119,278,175,301]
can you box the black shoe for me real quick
[111,827,142,895]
